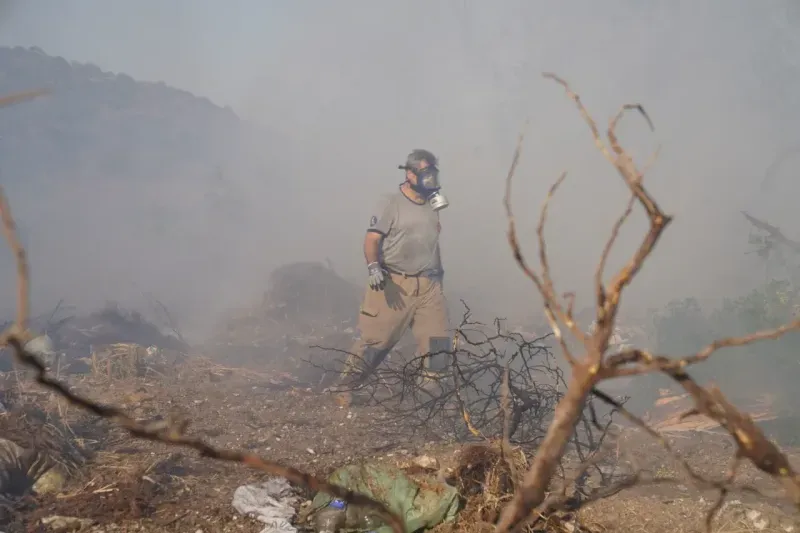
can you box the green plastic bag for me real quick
[311,463,461,533]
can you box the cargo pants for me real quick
[338,271,451,389]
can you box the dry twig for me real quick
[495,73,800,533]
[314,304,616,459]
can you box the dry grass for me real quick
[452,443,526,523]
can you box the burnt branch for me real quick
[494,74,800,533]
[741,210,800,260]
[313,302,622,514]
[5,337,403,533]
[319,304,615,450]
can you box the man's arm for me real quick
[364,231,383,265]
[363,196,396,291]
[364,196,396,266]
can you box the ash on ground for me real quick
[0,303,189,376]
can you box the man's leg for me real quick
[410,277,452,396]
[335,275,413,406]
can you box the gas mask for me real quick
[400,164,450,211]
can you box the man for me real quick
[334,149,452,407]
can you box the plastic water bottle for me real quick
[345,506,385,533]
[314,498,347,533]
[360,512,384,532]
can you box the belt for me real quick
[385,267,442,279]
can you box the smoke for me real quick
[0,1,799,339]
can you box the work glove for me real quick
[367,262,388,291]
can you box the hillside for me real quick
[0,46,288,330]
[0,45,249,185]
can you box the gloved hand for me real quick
[367,262,388,291]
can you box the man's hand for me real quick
[367,262,388,291]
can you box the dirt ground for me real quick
[2,352,799,533]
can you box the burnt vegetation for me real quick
[1,70,800,532]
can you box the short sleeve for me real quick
[367,195,396,235]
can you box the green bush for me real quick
[644,279,800,415]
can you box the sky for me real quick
[2,1,800,335]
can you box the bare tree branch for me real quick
[494,73,799,533]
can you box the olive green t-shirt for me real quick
[367,188,442,277]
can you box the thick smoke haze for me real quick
[1,1,800,337]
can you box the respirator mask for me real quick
[400,164,450,211]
